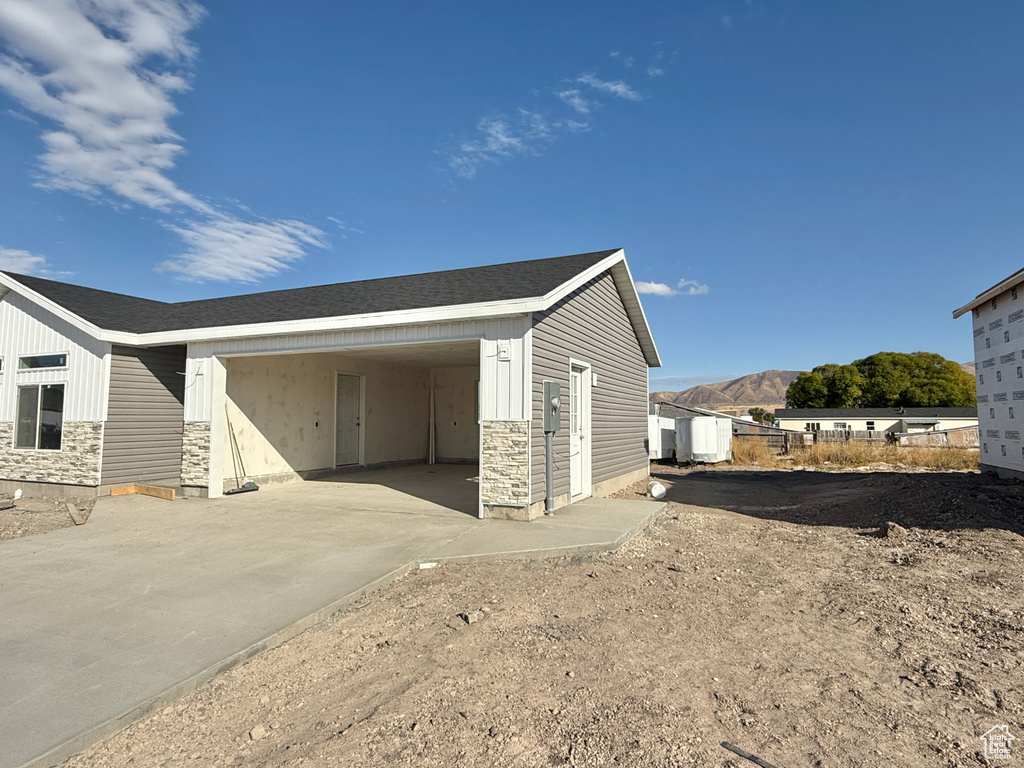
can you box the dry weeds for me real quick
[731,438,980,471]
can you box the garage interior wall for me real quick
[432,366,479,462]
[224,353,430,482]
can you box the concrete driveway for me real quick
[0,465,663,768]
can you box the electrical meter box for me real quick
[542,381,561,432]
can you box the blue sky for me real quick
[1,1,1022,391]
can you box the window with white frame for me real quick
[833,422,848,430]
[866,421,875,431]
[18,353,68,370]
[15,384,64,450]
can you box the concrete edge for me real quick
[420,501,668,566]
[17,562,416,768]
[18,499,668,768]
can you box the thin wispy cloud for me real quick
[157,217,327,282]
[5,107,36,124]
[556,88,593,115]
[648,45,670,77]
[577,73,642,101]
[448,110,557,179]
[0,246,49,274]
[327,216,365,235]
[448,59,657,179]
[635,278,709,296]
[678,279,709,295]
[0,0,325,281]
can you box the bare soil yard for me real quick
[65,467,1022,768]
[0,496,92,541]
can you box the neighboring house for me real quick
[655,401,795,434]
[953,266,1024,481]
[0,249,660,518]
[775,408,978,434]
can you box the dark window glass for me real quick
[16,386,39,448]
[38,385,64,450]
[15,384,64,449]
[18,353,67,369]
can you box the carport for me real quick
[219,340,481,514]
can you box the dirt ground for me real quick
[0,495,92,541]
[63,466,1023,768]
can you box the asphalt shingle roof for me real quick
[3,249,618,334]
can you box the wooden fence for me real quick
[733,430,813,454]
[814,429,888,444]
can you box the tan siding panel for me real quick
[101,345,187,484]
[530,273,649,501]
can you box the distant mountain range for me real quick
[652,362,977,411]
[651,369,803,409]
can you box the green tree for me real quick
[819,364,864,407]
[748,408,777,425]
[786,352,976,409]
[853,352,975,407]
[786,371,828,408]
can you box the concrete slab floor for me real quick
[0,466,664,768]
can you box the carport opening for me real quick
[223,341,480,516]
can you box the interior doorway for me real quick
[335,373,362,466]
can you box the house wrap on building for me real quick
[0,249,660,518]
[954,266,1024,481]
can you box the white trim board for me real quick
[0,251,661,367]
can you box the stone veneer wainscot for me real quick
[181,421,211,488]
[0,421,102,486]
[480,420,530,518]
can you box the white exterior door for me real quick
[569,365,590,499]
[335,374,361,466]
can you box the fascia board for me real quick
[118,297,541,346]
[608,257,662,367]
[952,266,1024,318]
[0,272,107,342]
[513,248,662,368]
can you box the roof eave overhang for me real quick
[952,266,1024,318]
[1,250,663,368]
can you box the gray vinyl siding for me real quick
[101,345,187,485]
[530,272,649,501]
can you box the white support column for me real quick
[206,356,227,499]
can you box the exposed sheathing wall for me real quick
[433,366,479,461]
[223,352,430,481]
[530,272,649,502]
[101,345,186,485]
